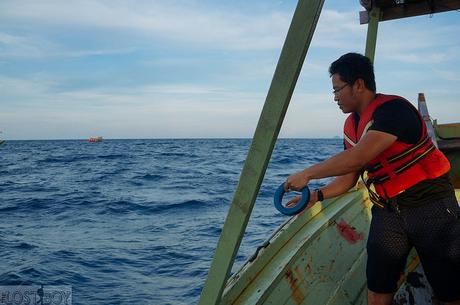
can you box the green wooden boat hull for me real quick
[435,121,460,188]
[220,188,460,305]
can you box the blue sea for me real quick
[0,139,342,305]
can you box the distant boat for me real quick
[88,136,103,143]
[0,139,5,146]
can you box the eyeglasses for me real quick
[332,83,349,95]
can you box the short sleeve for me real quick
[369,99,422,144]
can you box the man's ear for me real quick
[354,78,365,92]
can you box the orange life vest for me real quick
[343,94,451,207]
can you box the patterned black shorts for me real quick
[366,193,460,302]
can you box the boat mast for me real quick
[418,93,439,147]
[364,6,380,62]
[198,0,325,304]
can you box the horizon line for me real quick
[1,136,342,141]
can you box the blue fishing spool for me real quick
[273,183,310,216]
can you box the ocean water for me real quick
[0,138,342,305]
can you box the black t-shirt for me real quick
[353,98,454,207]
[369,99,422,144]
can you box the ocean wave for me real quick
[13,198,52,210]
[18,267,43,278]
[60,270,92,283]
[97,153,128,160]
[50,249,77,258]
[13,242,38,250]
[158,151,199,158]
[0,272,27,285]
[273,156,295,164]
[197,224,222,237]
[0,204,19,212]
[159,199,210,212]
[132,173,166,181]
[38,155,94,163]
[100,199,212,215]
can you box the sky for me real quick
[0,0,459,140]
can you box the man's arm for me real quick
[287,171,359,208]
[286,130,396,191]
[321,171,360,199]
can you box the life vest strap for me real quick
[387,136,431,163]
[368,142,435,185]
[393,144,435,174]
[360,172,386,208]
[365,136,431,173]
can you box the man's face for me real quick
[331,73,359,114]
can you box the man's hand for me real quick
[285,172,359,210]
[286,191,319,209]
[285,170,310,192]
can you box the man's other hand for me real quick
[286,191,319,209]
[285,170,310,192]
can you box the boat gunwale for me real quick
[222,188,371,304]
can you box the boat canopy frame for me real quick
[360,0,460,24]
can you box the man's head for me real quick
[329,53,376,114]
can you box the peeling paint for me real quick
[285,269,304,305]
[336,220,364,244]
[305,263,311,274]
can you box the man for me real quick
[285,53,460,305]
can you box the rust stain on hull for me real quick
[285,267,305,305]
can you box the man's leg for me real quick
[406,195,460,304]
[366,206,411,305]
[368,290,394,305]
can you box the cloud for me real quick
[0,1,291,51]
[0,32,58,58]
[0,72,340,139]
[0,1,370,53]
[389,53,447,64]
[0,32,137,59]
[433,68,460,81]
[311,9,366,49]
[377,19,460,64]
[0,75,267,139]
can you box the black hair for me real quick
[329,53,376,92]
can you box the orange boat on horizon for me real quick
[88,136,103,143]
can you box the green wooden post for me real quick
[364,7,380,62]
[198,0,325,304]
